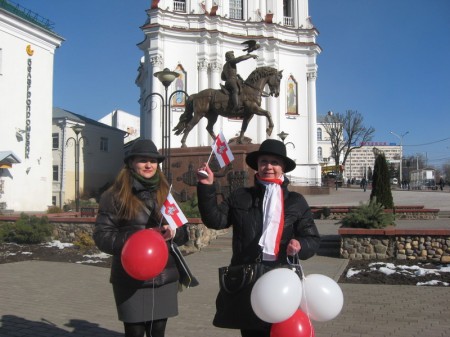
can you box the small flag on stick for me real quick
[161,193,188,230]
[212,132,234,168]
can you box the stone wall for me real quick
[311,206,439,220]
[339,229,450,263]
[50,219,226,254]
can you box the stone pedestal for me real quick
[168,144,259,201]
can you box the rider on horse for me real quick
[221,51,258,115]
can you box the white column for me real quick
[205,0,213,13]
[210,60,222,137]
[197,59,209,146]
[149,55,163,149]
[260,0,267,19]
[307,68,318,165]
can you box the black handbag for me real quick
[170,242,199,288]
[213,257,304,330]
[218,263,270,294]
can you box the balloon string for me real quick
[287,254,313,337]
[150,282,156,336]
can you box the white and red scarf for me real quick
[256,174,285,261]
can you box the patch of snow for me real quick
[82,252,110,259]
[347,262,450,287]
[76,252,111,265]
[43,240,74,249]
[417,280,449,286]
[376,267,397,275]
[76,259,103,264]
[21,252,33,255]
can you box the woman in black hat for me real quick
[197,139,320,337]
[94,139,187,337]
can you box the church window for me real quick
[230,0,243,20]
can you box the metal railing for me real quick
[173,1,186,12]
[287,175,322,186]
[0,0,54,31]
[283,16,294,26]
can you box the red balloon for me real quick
[271,310,315,337]
[121,229,168,281]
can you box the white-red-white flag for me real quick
[161,193,188,230]
[212,132,234,168]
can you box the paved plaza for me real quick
[0,188,449,336]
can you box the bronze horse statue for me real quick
[173,66,283,147]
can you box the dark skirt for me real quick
[113,282,178,323]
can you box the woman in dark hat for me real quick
[197,139,320,337]
[94,139,187,337]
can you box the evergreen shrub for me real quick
[179,194,201,218]
[0,213,54,244]
[73,231,95,250]
[339,198,395,229]
[370,153,394,209]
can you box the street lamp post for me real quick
[66,124,86,213]
[277,131,295,148]
[390,130,409,186]
[153,68,188,183]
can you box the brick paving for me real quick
[1,188,449,337]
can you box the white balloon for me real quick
[250,268,303,323]
[300,274,344,322]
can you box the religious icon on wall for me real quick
[172,64,187,108]
[286,76,298,115]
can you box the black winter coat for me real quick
[93,182,187,288]
[197,178,320,265]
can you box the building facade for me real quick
[135,0,322,184]
[52,108,127,209]
[0,2,63,211]
[99,109,141,144]
[345,142,401,182]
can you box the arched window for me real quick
[317,128,322,141]
[318,147,323,161]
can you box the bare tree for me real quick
[322,110,375,172]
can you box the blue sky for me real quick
[16,0,450,168]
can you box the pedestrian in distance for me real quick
[196,139,321,337]
[361,177,368,192]
[93,139,188,337]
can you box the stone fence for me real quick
[338,228,450,263]
[311,205,440,220]
[47,217,225,254]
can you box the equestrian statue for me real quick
[173,43,283,147]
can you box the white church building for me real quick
[136,0,322,184]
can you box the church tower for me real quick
[136,0,321,183]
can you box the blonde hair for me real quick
[109,165,170,221]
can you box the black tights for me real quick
[241,329,270,337]
[124,319,167,337]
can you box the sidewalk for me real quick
[0,188,449,336]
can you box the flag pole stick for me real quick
[198,136,216,178]
[205,149,214,165]
[159,184,173,228]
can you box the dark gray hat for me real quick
[124,139,165,163]
[245,139,296,173]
